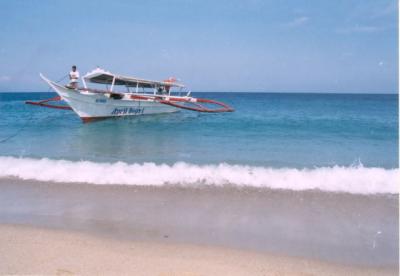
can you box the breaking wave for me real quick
[0,156,398,195]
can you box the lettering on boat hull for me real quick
[111,107,144,115]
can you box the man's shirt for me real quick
[69,71,80,83]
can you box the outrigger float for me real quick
[26,68,234,122]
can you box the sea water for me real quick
[0,92,398,267]
[0,92,398,194]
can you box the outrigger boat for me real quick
[26,68,234,122]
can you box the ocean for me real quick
[0,92,398,194]
[0,92,398,268]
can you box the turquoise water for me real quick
[0,92,398,194]
[0,92,398,168]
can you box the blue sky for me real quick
[0,0,397,93]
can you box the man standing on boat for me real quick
[68,65,80,89]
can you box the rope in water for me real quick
[0,74,69,143]
[0,111,34,143]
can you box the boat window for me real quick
[110,93,123,100]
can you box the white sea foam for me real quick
[0,156,398,194]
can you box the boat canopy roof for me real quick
[83,68,185,88]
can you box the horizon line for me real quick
[0,90,398,95]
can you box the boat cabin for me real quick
[82,68,186,96]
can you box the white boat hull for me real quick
[42,76,178,122]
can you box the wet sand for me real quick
[0,178,398,274]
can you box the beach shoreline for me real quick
[0,177,398,273]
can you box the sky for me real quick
[0,0,398,93]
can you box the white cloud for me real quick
[283,16,309,28]
[0,76,11,82]
[336,25,381,34]
[371,1,397,18]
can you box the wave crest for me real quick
[0,156,398,194]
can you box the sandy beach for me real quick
[0,178,398,275]
[1,224,396,275]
